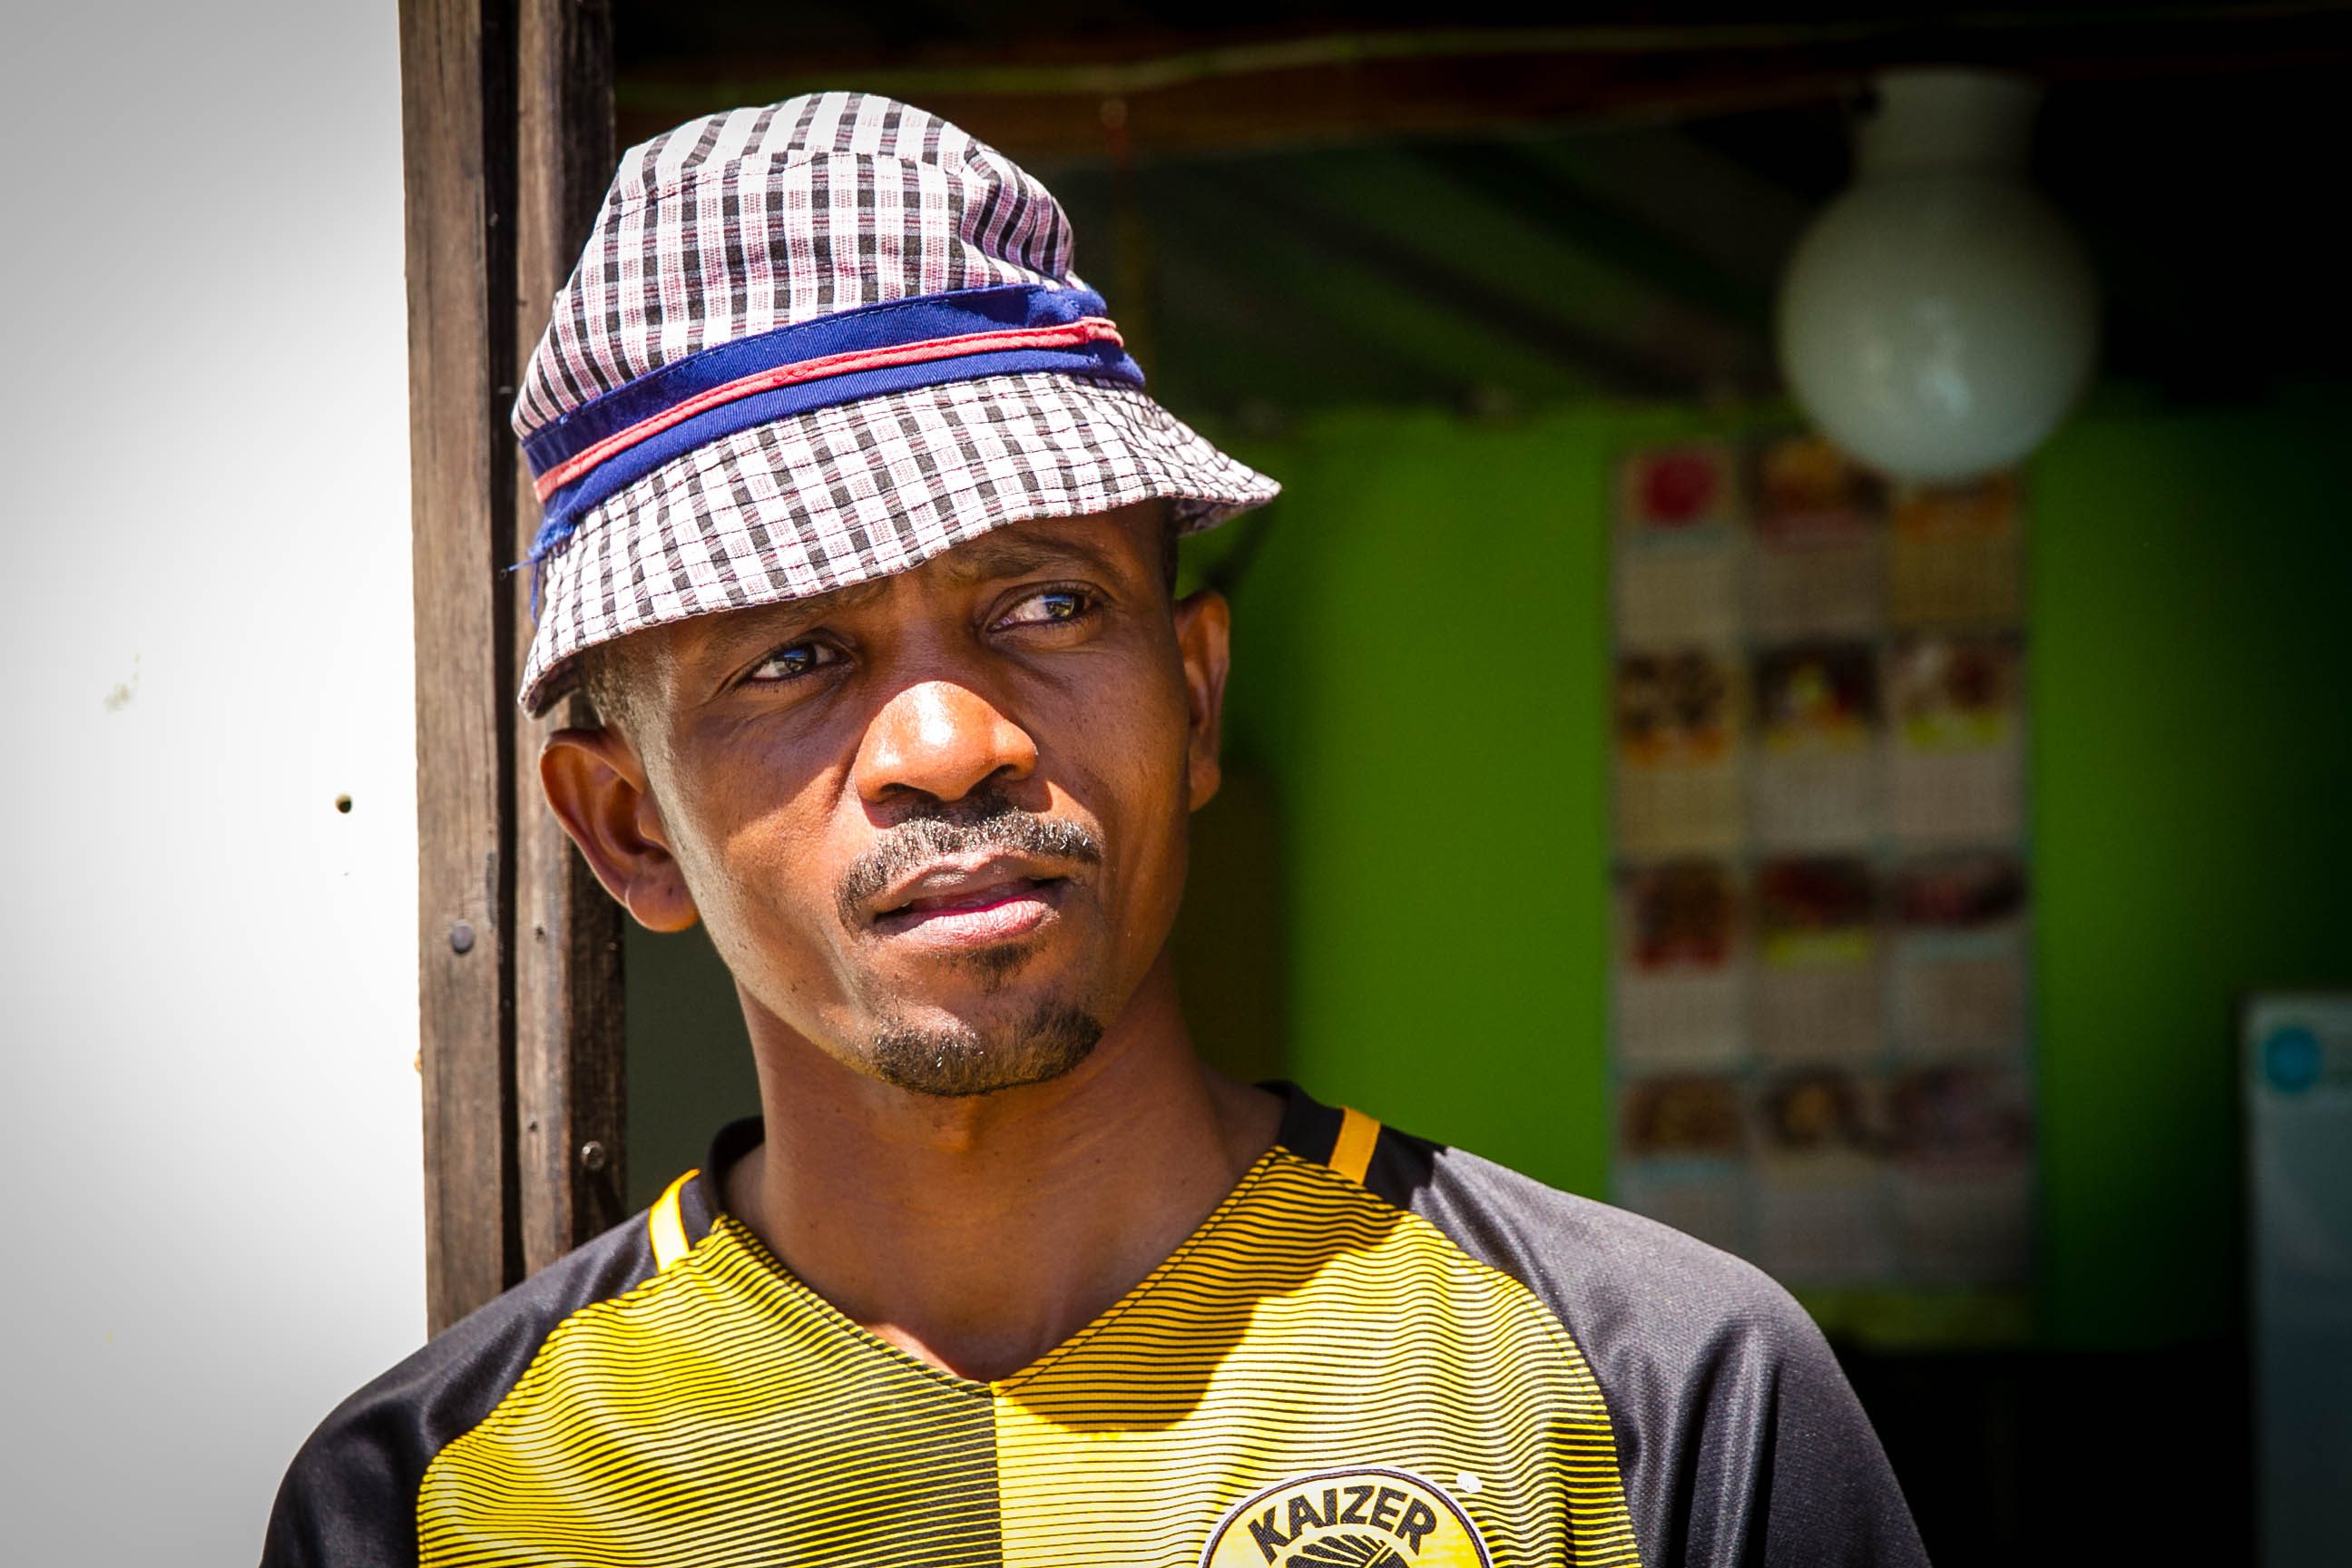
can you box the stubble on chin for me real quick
[866,1002,1105,1097]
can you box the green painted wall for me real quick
[1208,407,1633,1197]
[2027,401,2352,1347]
[1208,395,2352,1349]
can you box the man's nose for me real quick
[853,680,1039,806]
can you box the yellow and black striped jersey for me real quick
[264,1085,1923,1567]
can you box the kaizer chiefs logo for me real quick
[1199,1466,1494,1568]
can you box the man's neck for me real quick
[722,955,1282,1382]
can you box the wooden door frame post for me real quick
[399,0,621,1337]
[510,0,624,1286]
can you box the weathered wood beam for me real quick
[613,11,2352,159]
[403,0,628,1331]
[399,0,522,1335]
[512,0,626,1280]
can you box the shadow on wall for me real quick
[624,923,757,1210]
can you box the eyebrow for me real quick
[934,530,1126,586]
[686,575,896,659]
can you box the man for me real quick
[267,92,1926,1567]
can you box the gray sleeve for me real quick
[1375,1137,1928,1568]
[260,1208,665,1567]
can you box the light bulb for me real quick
[1775,70,2100,484]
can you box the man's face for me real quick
[548,502,1228,1097]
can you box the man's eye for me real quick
[748,642,837,682]
[997,589,1094,628]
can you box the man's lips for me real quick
[867,855,1073,945]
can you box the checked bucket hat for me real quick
[512,91,1279,714]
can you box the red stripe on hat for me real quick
[532,318,1125,504]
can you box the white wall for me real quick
[0,2,422,1560]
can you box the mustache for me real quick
[835,789,1104,928]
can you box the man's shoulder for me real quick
[1357,1118,1838,1389]
[260,1200,664,1567]
[1350,1117,1926,1567]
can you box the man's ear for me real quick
[539,729,701,932]
[1173,588,1231,811]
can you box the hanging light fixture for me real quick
[1775,68,2101,484]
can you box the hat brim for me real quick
[518,371,1279,715]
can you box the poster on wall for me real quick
[1609,433,2035,1340]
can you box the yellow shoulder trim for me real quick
[1328,1105,1381,1185]
[648,1169,699,1271]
